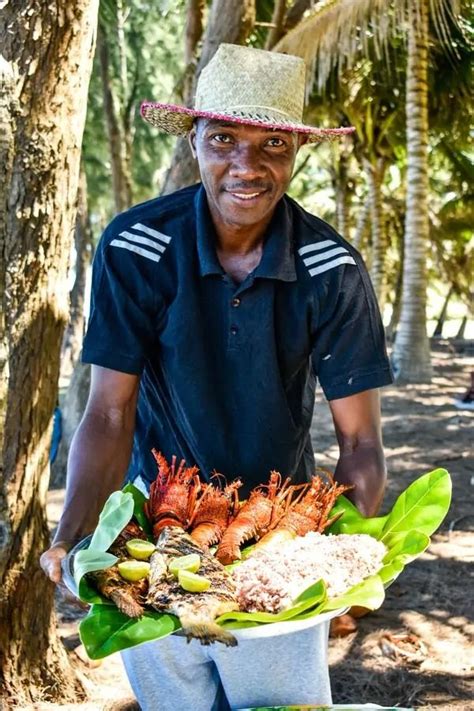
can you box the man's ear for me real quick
[297,134,309,149]
[188,128,197,159]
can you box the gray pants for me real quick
[121,622,331,711]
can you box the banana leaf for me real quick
[80,604,180,659]
[74,491,135,602]
[77,468,451,659]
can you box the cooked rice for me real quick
[233,532,386,613]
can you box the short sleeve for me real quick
[82,224,164,374]
[311,259,393,400]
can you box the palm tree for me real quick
[276,0,462,382]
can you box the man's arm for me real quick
[328,388,386,517]
[40,365,140,582]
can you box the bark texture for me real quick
[98,24,133,212]
[364,157,386,307]
[352,197,371,252]
[61,166,94,377]
[392,0,432,381]
[0,1,98,703]
[161,0,256,195]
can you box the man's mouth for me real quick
[230,191,263,200]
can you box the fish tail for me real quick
[179,615,237,647]
[111,591,144,618]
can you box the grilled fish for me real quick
[87,520,149,618]
[147,526,238,647]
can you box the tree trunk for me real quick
[161,0,256,195]
[50,362,91,490]
[183,0,205,100]
[386,232,404,342]
[61,165,94,378]
[98,24,133,212]
[265,0,288,50]
[352,197,371,253]
[455,315,467,340]
[0,1,98,703]
[363,157,386,307]
[432,285,453,338]
[392,0,432,382]
[332,147,351,238]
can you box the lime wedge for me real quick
[178,569,211,592]
[117,560,150,582]
[125,539,155,560]
[168,553,201,577]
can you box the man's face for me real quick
[189,119,302,233]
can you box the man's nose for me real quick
[228,145,266,180]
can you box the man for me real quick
[41,44,392,710]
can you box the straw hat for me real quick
[141,44,354,143]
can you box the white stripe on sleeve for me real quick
[132,222,172,245]
[110,239,162,263]
[303,246,348,267]
[308,255,356,276]
[119,230,166,253]
[298,240,336,256]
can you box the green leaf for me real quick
[382,530,430,564]
[89,491,135,551]
[79,604,181,659]
[327,496,388,537]
[73,550,118,591]
[122,482,153,536]
[378,559,405,586]
[320,575,386,613]
[381,469,452,541]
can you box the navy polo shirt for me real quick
[82,183,392,495]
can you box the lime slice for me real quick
[178,569,211,592]
[168,553,201,577]
[125,539,155,560]
[117,560,150,582]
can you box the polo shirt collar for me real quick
[194,185,297,282]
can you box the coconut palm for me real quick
[276,0,462,382]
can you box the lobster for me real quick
[189,476,242,549]
[215,471,299,565]
[144,450,201,540]
[252,471,353,552]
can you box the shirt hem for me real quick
[81,348,143,375]
[322,367,393,401]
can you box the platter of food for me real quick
[65,453,451,660]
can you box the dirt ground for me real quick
[39,340,473,711]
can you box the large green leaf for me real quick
[74,550,118,591]
[327,496,388,537]
[79,604,181,660]
[380,469,451,542]
[122,482,153,536]
[89,491,135,550]
[320,575,385,613]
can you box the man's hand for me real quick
[40,541,71,584]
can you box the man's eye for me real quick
[211,134,232,144]
[266,137,286,148]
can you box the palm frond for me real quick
[275,0,461,90]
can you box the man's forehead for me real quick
[197,118,293,136]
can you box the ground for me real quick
[38,340,473,711]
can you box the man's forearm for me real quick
[53,411,135,544]
[334,439,386,517]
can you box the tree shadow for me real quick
[329,552,473,707]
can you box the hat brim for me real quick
[140,102,355,143]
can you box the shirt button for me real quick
[230,326,238,335]
[231,297,241,308]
